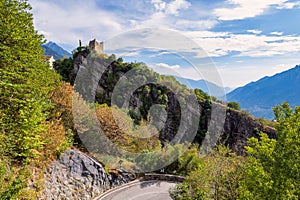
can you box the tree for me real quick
[238,102,300,199]
[0,0,59,197]
[194,88,210,101]
[227,101,241,110]
[0,0,59,158]
[170,146,244,200]
[238,133,276,199]
[271,103,299,199]
[53,57,74,83]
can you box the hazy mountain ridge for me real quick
[227,65,300,119]
[175,76,232,99]
[42,41,72,60]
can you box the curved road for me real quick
[96,180,176,200]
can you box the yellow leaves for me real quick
[95,105,161,153]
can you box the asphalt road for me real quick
[97,180,176,200]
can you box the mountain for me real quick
[42,41,72,60]
[227,65,300,119]
[175,76,232,99]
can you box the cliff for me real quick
[71,48,277,156]
[220,107,276,155]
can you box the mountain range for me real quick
[42,41,72,60]
[175,76,232,99]
[227,65,300,119]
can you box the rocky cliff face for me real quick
[44,149,135,200]
[72,52,277,156]
[220,107,277,155]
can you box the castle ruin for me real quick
[88,39,104,54]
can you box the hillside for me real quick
[42,41,72,60]
[175,76,232,99]
[69,45,276,157]
[227,65,300,119]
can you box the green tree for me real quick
[0,0,59,197]
[271,102,299,199]
[194,88,210,101]
[53,57,74,83]
[170,146,244,200]
[227,101,241,110]
[238,133,276,199]
[239,102,300,199]
[0,0,59,159]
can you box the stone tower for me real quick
[88,39,104,54]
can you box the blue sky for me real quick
[29,0,300,88]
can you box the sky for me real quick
[29,0,300,88]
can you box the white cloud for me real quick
[277,1,300,9]
[148,55,299,88]
[270,31,283,35]
[150,0,191,16]
[247,29,262,34]
[105,29,206,58]
[151,0,166,11]
[154,63,181,69]
[175,19,218,30]
[184,31,300,58]
[214,0,288,20]
[115,51,142,57]
[29,0,123,48]
[30,0,213,50]
[133,12,168,29]
[165,0,191,16]
[136,0,192,31]
[28,0,300,89]
[148,63,184,81]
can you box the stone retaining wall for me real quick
[44,149,135,200]
[143,173,185,183]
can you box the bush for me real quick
[227,101,241,110]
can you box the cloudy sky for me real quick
[29,0,300,88]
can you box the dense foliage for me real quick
[171,102,300,199]
[0,0,57,160]
[0,0,73,198]
[227,101,241,110]
[170,146,244,200]
[239,102,299,199]
[53,57,73,83]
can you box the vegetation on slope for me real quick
[170,102,299,199]
[0,1,74,198]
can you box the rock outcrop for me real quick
[220,107,277,155]
[44,149,135,200]
[71,48,277,157]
